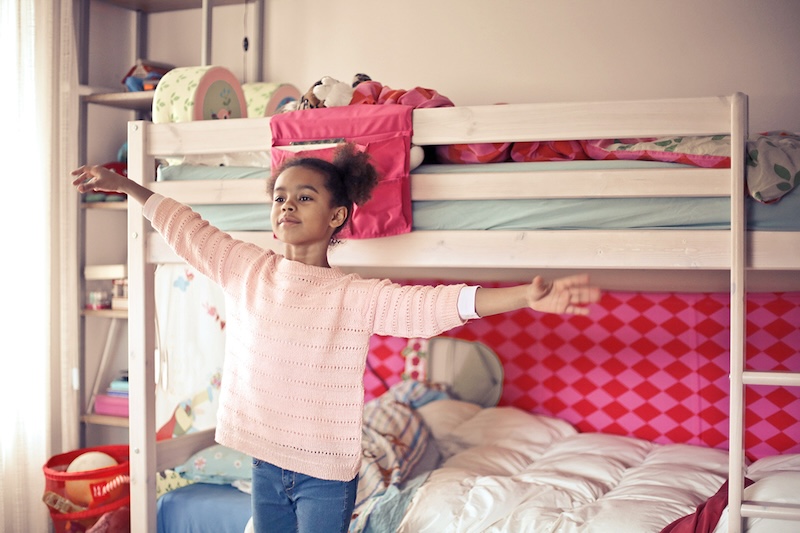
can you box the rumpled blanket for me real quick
[351,80,454,108]
[659,478,755,533]
[86,505,130,533]
[350,380,449,532]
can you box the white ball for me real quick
[65,451,119,506]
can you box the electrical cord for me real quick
[366,357,391,395]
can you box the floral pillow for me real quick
[156,469,194,498]
[581,136,731,168]
[174,444,252,484]
[746,131,800,203]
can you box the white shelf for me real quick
[83,89,154,111]
[81,413,129,428]
[84,263,127,281]
[82,200,128,210]
[83,308,128,319]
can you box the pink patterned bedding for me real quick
[437,132,800,204]
[294,77,799,206]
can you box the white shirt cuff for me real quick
[142,193,165,221]
[457,285,481,320]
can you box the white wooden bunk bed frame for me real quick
[125,92,800,532]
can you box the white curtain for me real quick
[1,0,78,531]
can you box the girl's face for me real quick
[270,166,347,247]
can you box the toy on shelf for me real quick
[121,58,173,92]
[85,289,111,310]
[111,278,128,310]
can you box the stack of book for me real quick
[111,278,128,310]
[94,370,129,417]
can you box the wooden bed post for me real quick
[727,92,748,533]
[127,120,158,533]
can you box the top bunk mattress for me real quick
[155,160,800,232]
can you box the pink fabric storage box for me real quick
[94,394,129,417]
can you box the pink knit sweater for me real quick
[144,195,466,481]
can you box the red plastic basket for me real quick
[42,444,130,533]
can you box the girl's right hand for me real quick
[71,164,128,194]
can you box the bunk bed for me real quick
[123,92,800,533]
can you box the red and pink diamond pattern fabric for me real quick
[364,286,800,461]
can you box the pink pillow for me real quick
[510,140,590,162]
[435,142,512,164]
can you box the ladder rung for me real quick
[741,370,800,387]
[741,501,800,521]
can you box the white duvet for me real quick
[395,400,730,533]
[241,391,800,533]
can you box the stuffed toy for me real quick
[312,76,354,108]
[295,73,424,169]
[298,73,372,109]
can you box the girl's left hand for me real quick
[526,274,601,315]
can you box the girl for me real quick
[72,143,600,533]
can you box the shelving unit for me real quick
[75,0,263,447]
[79,242,129,421]
[76,2,138,444]
[82,260,128,414]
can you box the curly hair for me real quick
[268,143,380,240]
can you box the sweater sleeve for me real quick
[370,282,467,338]
[146,195,263,287]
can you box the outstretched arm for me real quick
[475,274,601,317]
[71,164,153,205]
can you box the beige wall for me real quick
[84,0,798,156]
[136,0,800,134]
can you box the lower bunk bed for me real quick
[119,92,800,532]
[153,379,800,533]
[143,259,800,533]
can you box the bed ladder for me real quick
[729,369,800,531]
[727,92,800,532]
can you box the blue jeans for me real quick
[251,459,357,533]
